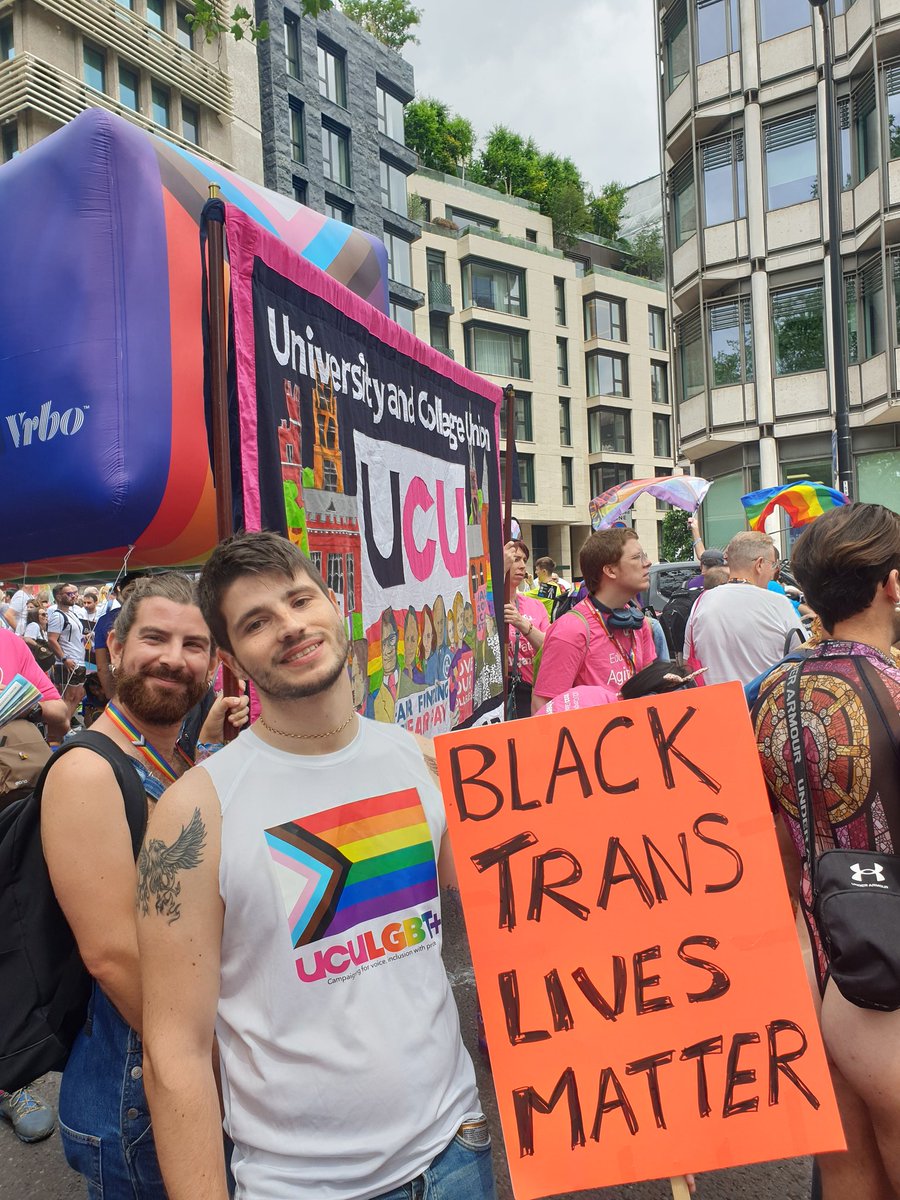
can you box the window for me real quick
[771,282,826,375]
[759,0,810,42]
[465,325,529,379]
[447,206,497,233]
[0,17,13,60]
[590,407,632,454]
[764,110,817,210]
[671,154,696,247]
[289,98,304,163]
[119,63,139,111]
[584,295,626,342]
[292,177,308,205]
[655,466,674,511]
[586,350,628,397]
[83,44,106,92]
[525,229,538,243]
[151,83,170,128]
[318,42,347,106]
[383,231,411,286]
[176,6,193,49]
[708,298,754,385]
[846,258,885,362]
[1,123,17,163]
[648,306,666,349]
[557,337,569,386]
[853,73,878,184]
[839,98,852,190]
[146,0,165,31]
[322,121,350,186]
[701,131,746,225]
[591,462,632,498]
[462,261,525,316]
[517,454,536,502]
[377,85,405,141]
[284,12,301,79]
[499,393,534,442]
[651,361,669,404]
[561,458,574,506]
[677,310,705,401]
[887,65,900,162]
[325,195,353,223]
[664,0,689,95]
[380,159,408,215]
[181,101,199,144]
[653,414,672,459]
[893,253,900,344]
[327,552,344,597]
[559,397,571,446]
[116,0,134,8]
[696,0,740,63]
[390,303,415,334]
[430,317,450,353]
[554,277,566,325]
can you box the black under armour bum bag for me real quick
[786,658,900,1012]
[813,850,900,1011]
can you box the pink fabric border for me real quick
[224,204,504,532]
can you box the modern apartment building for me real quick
[410,167,675,571]
[0,0,262,178]
[657,0,900,549]
[255,2,422,322]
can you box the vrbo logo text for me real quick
[5,401,89,448]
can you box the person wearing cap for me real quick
[93,572,145,700]
[686,547,726,591]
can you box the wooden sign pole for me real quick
[670,1176,692,1199]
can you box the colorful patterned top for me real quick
[753,640,900,990]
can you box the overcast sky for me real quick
[404,0,662,194]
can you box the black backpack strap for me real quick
[35,731,147,860]
[784,660,819,894]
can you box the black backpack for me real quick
[659,584,700,657]
[0,731,147,1092]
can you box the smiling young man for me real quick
[531,528,657,712]
[137,532,493,1200]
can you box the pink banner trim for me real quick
[223,204,503,532]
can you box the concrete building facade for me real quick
[0,0,262,179]
[255,2,422,321]
[657,0,900,550]
[410,167,675,573]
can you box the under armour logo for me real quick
[851,862,885,883]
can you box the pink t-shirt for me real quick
[533,597,656,706]
[0,628,61,703]
[507,594,551,686]
[535,687,612,717]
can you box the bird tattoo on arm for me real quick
[137,807,207,924]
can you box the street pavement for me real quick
[1,893,815,1199]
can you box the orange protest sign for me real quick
[434,682,845,1199]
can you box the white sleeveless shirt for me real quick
[200,719,479,1200]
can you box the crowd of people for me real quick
[2,505,900,1200]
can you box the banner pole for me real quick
[670,1176,692,1199]
[501,383,516,710]
[205,185,240,728]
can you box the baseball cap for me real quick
[699,549,726,568]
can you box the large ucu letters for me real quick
[355,431,468,598]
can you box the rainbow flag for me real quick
[740,480,849,531]
[265,788,437,948]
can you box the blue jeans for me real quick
[58,983,167,1199]
[373,1118,496,1200]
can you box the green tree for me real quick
[623,223,665,282]
[404,98,475,175]
[341,0,422,49]
[589,180,628,240]
[660,509,693,563]
[470,126,547,201]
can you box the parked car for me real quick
[642,561,699,615]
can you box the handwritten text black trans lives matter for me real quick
[443,694,824,1166]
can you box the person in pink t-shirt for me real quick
[532,528,658,713]
[503,540,550,719]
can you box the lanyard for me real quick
[106,702,193,786]
[589,605,636,676]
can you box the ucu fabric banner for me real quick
[225,206,506,733]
